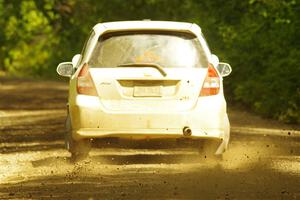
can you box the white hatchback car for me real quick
[57,21,232,160]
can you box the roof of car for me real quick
[93,21,200,33]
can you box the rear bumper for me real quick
[73,128,224,139]
[69,94,230,152]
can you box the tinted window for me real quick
[89,31,208,68]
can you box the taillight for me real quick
[77,63,97,96]
[199,64,220,96]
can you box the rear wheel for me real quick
[69,139,91,162]
[198,140,223,161]
[65,116,91,162]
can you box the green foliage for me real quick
[0,0,299,123]
[2,0,59,76]
[228,0,300,123]
[0,0,5,70]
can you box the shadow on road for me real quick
[0,133,299,199]
[0,79,68,111]
[1,79,300,199]
[0,114,65,153]
[1,154,299,200]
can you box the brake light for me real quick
[199,64,220,96]
[77,63,97,96]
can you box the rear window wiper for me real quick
[117,63,167,77]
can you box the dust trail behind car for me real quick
[0,79,299,199]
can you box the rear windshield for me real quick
[89,31,208,68]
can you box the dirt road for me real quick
[0,79,299,200]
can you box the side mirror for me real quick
[56,62,73,77]
[217,62,232,77]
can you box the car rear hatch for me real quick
[89,67,207,112]
[83,30,210,112]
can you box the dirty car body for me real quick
[57,21,232,159]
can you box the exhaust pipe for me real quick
[183,126,192,136]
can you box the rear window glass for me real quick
[89,31,208,68]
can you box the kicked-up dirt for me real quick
[0,78,299,200]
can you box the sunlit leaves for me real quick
[2,0,58,76]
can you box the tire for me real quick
[65,116,91,162]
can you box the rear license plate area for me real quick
[134,85,162,97]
